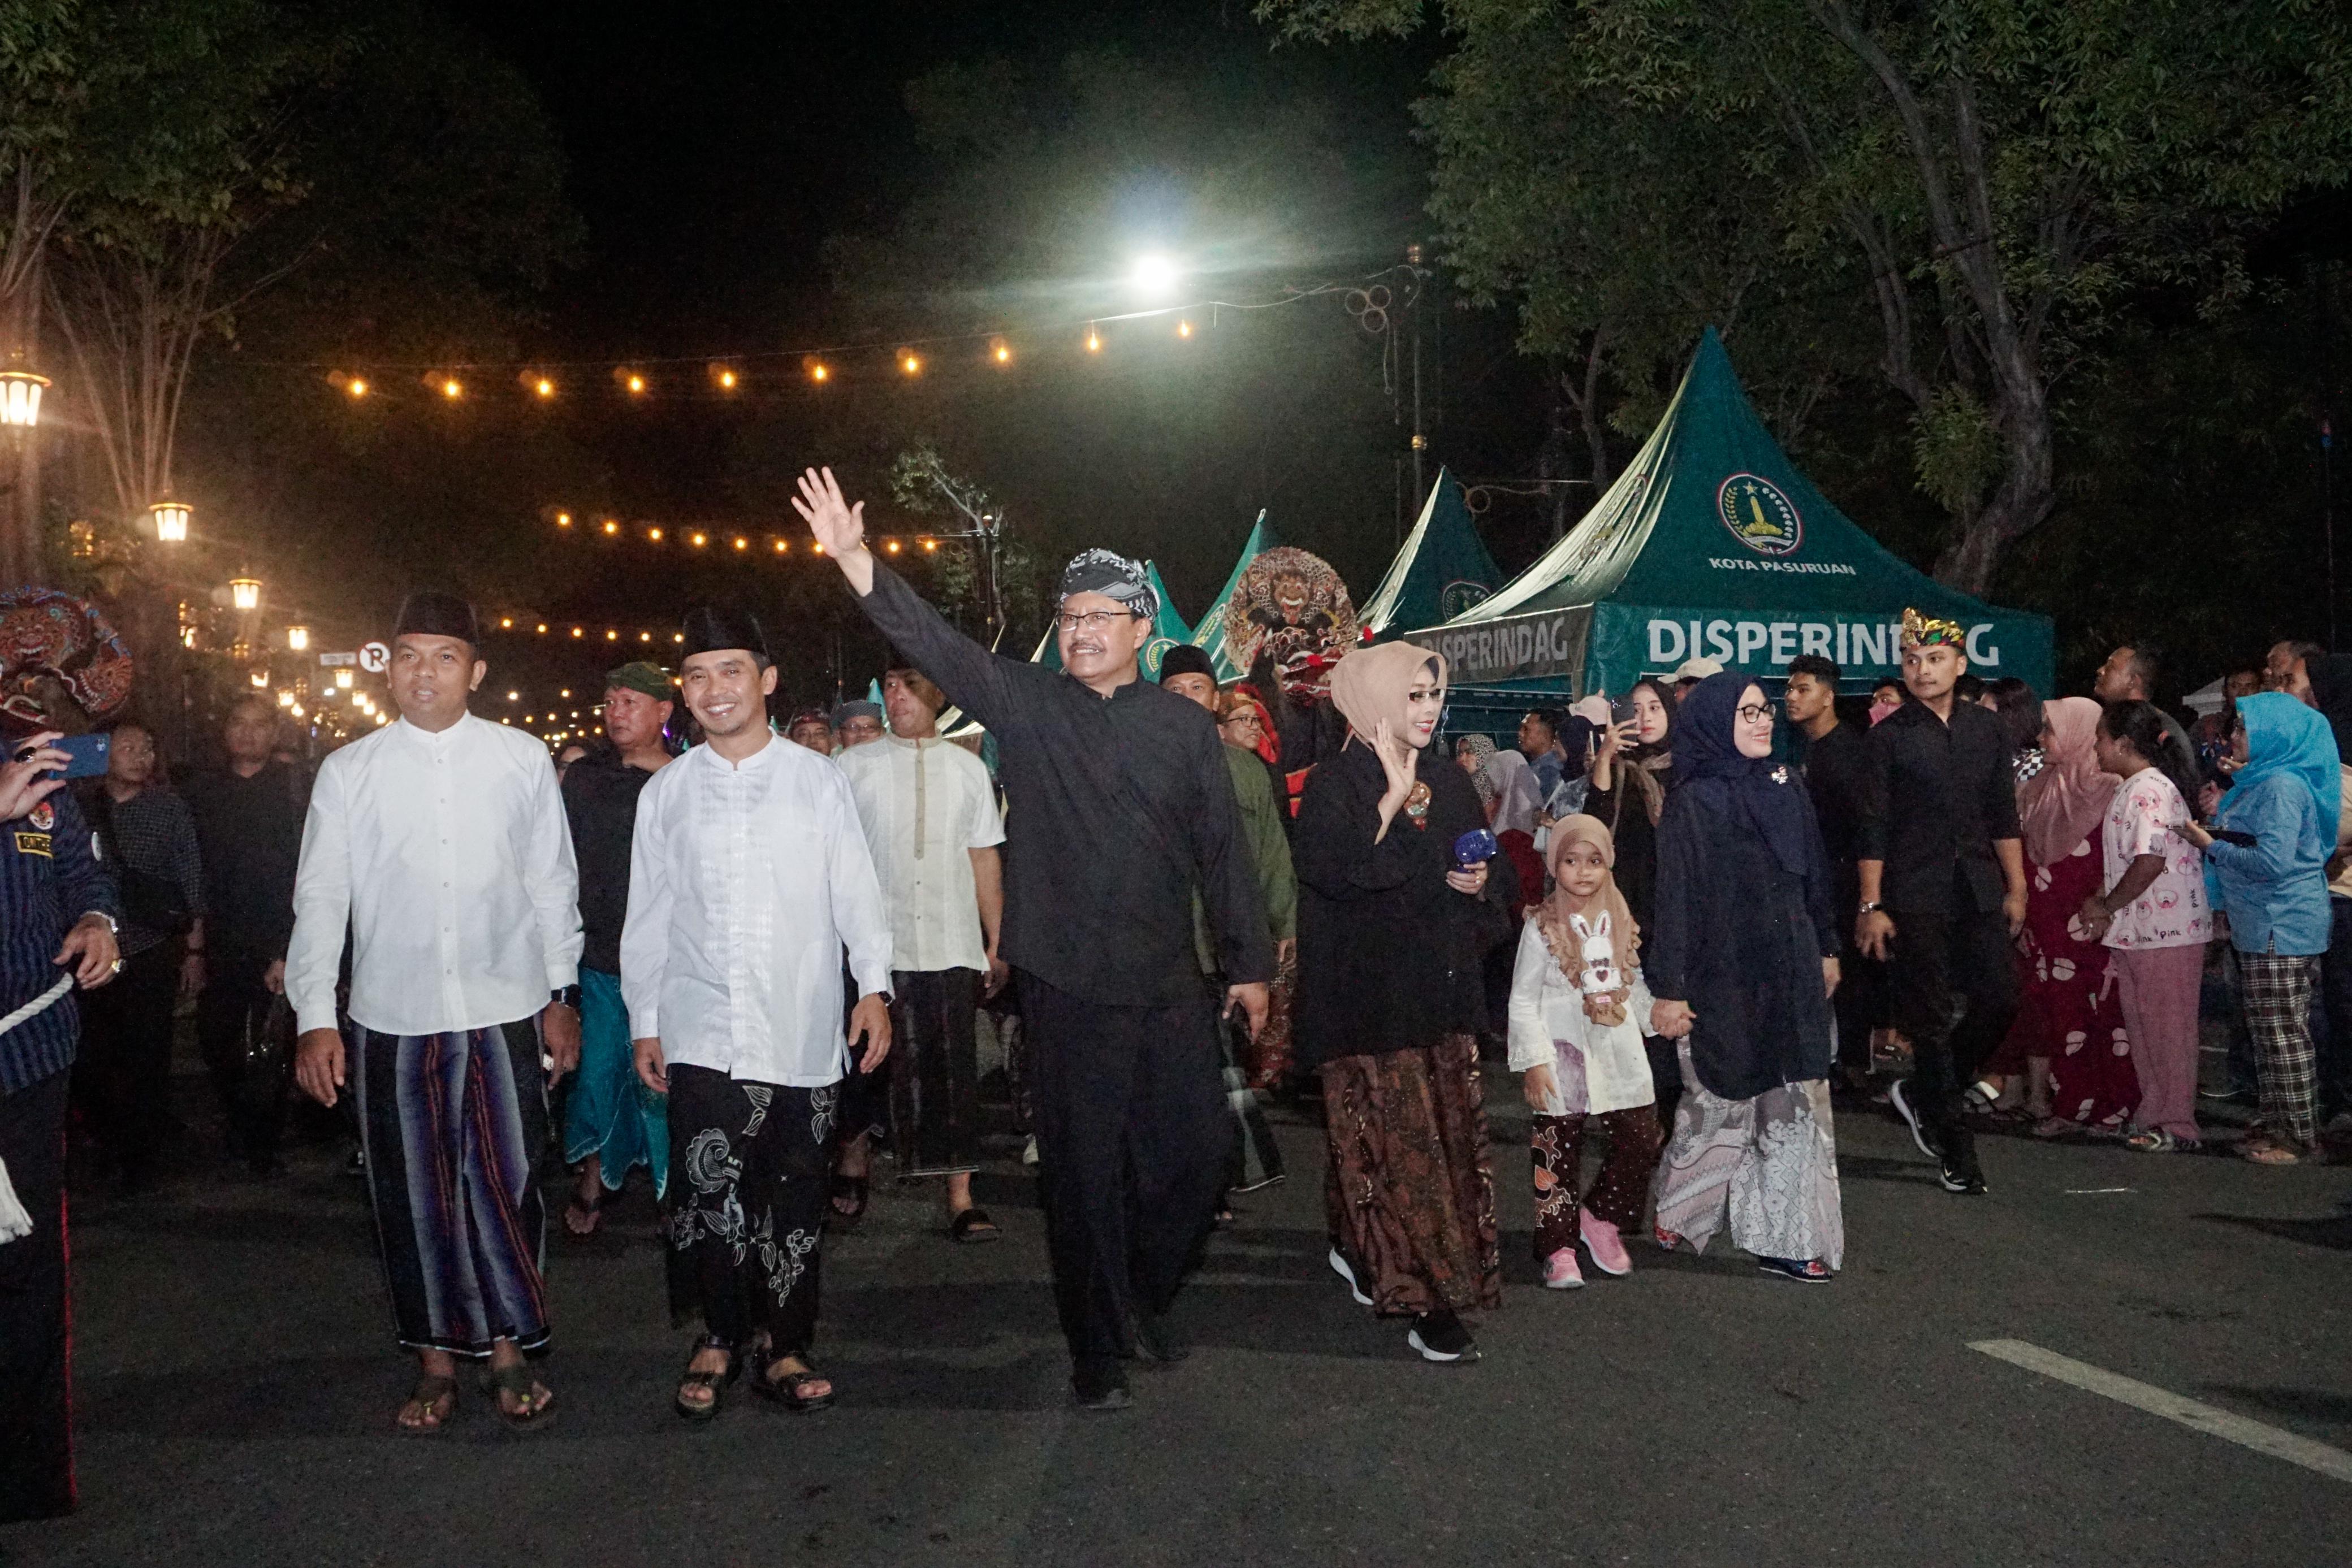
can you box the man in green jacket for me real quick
[1160,647,1296,976]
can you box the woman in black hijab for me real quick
[1644,673,1845,1283]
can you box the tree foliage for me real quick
[1260,0,2352,590]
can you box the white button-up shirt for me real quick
[621,733,892,1086]
[836,735,1004,974]
[287,713,582,1037]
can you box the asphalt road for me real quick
[7,1062,2352,1567]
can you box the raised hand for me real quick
[1371,718,1416,834]
[789,466,876,594]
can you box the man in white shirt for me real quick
[288,591,582,1435]
[836,664,1008,1241]
[623,607,892,1418]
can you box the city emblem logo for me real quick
[1439,579,1491,619]
[28,800,54,831]
[1142,636,1180,678]
[1717,473,1802,557]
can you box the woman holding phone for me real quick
[1294,642,1511,1363]
[2176,692,2337,1162]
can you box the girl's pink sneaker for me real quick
[1541,1248,1584,1289]
[1579,1210,1632,1276]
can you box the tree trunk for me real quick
[1933,371,2056,593]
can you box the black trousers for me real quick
[1887,903,2021,1138]
[1020,970,1230,1366]
[72,941,179,1175]
[196,950,288,1165]
[889,967,982,1176]
[665,1064,834,1357]
[0,1068,73,1522]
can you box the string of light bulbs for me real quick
[536,508,946,558]
[270,265,1417,408]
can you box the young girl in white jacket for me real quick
[1507,815,1668,1289]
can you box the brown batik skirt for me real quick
[1320,1033,1501,1318]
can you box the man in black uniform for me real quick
[795,466,1271,1412]
[1785,655,1873,1093]
[184,695,308,1175]
[1854,610,2026,1196]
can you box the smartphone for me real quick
[2210,828,2258,848]
[53,732,110,779]
[1610,698,1638,727]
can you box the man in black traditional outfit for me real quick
[1854,609,2026,1197]
[795,465,1272,1412]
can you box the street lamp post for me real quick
[149,500,190,543]
[0,358,47,588]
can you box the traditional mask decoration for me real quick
[1224,547,1358,701]
[0,588,135,733]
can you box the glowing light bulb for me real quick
[1177,319,1194,339]
[534,377,555,399]
[1085,327,1102,353]
[772,538,788,553]
[901,352,921,376]
[440,377,462,399]
[602,519,620,535]
[1131,253,1181,300]
[648,526,662,541]
[347,377,368,399]
[498,617,513,630]
[810,362,829,383]
[885,539,901,554]
[717,367,738,389]
[555,512,572,527]
[625,374,646,395]
[732,536,748,551]
[922,538,937,552]
[992,340,1012,365]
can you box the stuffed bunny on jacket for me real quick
[1572,911,1629,1026]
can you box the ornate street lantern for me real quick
[0,365,47,428]
[286,624,309,651]
[229,575,261,611]
[150,500,191,543]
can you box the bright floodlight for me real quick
[1130,253,1181,301]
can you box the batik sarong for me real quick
[665,1064,835,1357]
[562,966,668,1197]
[888,967,980,1176]
[353,1017,551,1357]
[1654,1041,1843,1269]
[1320,1034,1501,1317]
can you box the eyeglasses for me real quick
[1735,703,1775,724]
[1220,712,1263,730]
[1054,609,1142,635]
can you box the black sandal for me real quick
[829,1172,869,1227]
[750,1346,836,1413]
[948,1206,1000,1244]
[674,1336,738,1422]
[481,1362,556,1432]
[396,1373,458,1436]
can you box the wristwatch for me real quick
[1856,901,1883,915]
[550,984,581,1011]
[83,911,120,936]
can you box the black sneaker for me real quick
[1125,1307,1188,1367]
[1406,1309,1479,1364]
[1938,1151,1988,1194]
[1328,1245,1373,1307]
[1070,1358,1132,1411]
[1889,1078,1942,1160]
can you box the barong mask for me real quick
[0,588,136,734]
[1225,547,1358,701]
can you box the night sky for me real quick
[373,1,1551,708]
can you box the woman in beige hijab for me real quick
[1292,642,1510,1364]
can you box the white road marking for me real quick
[2063,1187,2133,1194]
[1970,1339,2352,1484]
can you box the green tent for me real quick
[1410,327,2052,701]
[1359,467,1502,641]
[1189,510,1280,681]
[1028,560,1194,678]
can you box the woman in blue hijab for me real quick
[2181,691,2337,1161]
[1645,672,1844,1280]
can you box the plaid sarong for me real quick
[2239,951,2320,1148]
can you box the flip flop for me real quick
[481,1362,556,1432]
[395,1374,458,1436]
[948,1206,1001,1244]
